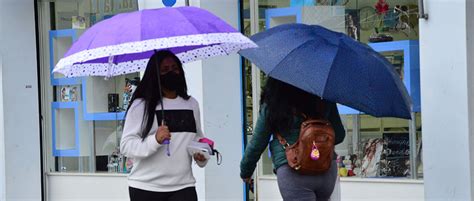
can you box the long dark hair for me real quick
[260,77,325,135]
[126,50,190,140]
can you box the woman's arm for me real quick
[240,107,272,179]
[120,99,162,159]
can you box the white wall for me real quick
[419,0,473,200]
[468,0,474,198]
[0,7,6,197]
[199,1,244,201]
[47,174,128,201]
[0,0,42,201]
[0,46,5,201]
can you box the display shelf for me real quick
[290,0,315,7]
[94,121,122,156]
[51,101,93,158]
[81,74,138,121]
[52,101,94,157]
[265,6,345,33]
[52,102,79,156]
[83,112,126,121]
[265,6,302,28]
[242,8,267,19]
[49,29,82,86]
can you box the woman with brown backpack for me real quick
[240,77,346,201]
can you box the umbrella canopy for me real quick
[239,23,411,119]
[53,6,256,77]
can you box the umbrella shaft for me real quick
[155,56,166,125]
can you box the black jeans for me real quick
[129,186,198,201]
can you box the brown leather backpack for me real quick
[276,108,335,175]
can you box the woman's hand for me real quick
[242,177,253,184]
[155,125,171,144]
[243,177,254,193]
[193,153,206,162]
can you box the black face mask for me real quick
[160,71,184,91]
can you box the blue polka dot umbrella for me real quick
[239,23,411,119]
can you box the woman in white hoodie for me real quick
[120,50,208,201]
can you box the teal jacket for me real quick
[240,103,346,179]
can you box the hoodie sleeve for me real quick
[120,99,162,159]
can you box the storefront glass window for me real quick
[242,0,422,181]
[37,0,139,173]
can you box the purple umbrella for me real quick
[53,6,257,77]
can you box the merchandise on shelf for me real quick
[122,77,140,111]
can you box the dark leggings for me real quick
[129,186,197,201]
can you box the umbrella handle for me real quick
[160,119,170,156]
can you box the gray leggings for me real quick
[276,160,337,201]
